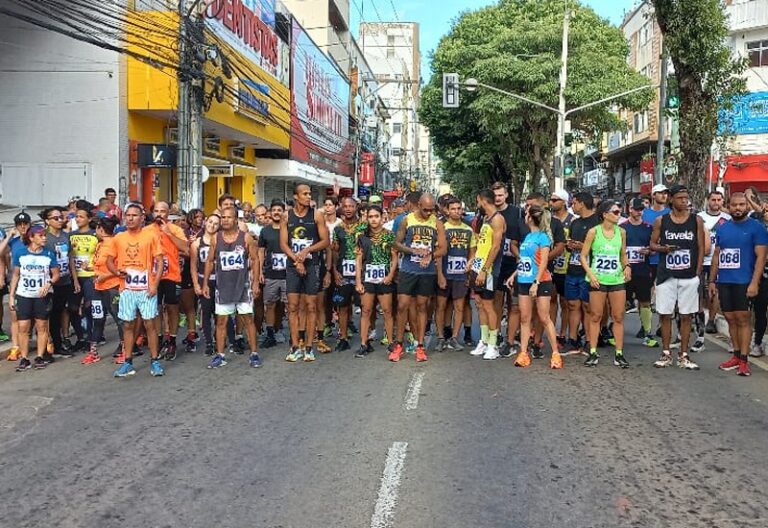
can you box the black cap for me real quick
[669,184,688,196]
[14,212,31,225]
[630,198,645,210]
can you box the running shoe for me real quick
[285,347,304,362]
[531,343,544,359]
[653,352,673,368]
[33,356,47,370]
[184,339,196,354]
[208,354,227,369]
[613,353,629,369]
[81,352,101,365]
[643,336,659,348]
[434,337,446,353]
[150,359,165,377]
[750,344,765,358]
[303,348,316,362]
[355,345,371,358]
[404,331,415,346]
[97,337,107,347]
[719,355,741,371]
[15,357,31,372]
[114,352,125,365]
[204,343,215,356]
[233,337,247,355]
[626,305,638,314]
[261,335,278,349]
[323,324,334,338]
[368,329,377,341]
[73,340,88,352]
[705,320,718,334]
[349,321,359,335]
[316,339,332,354]
[164,341,178,361]
[463,333,474,347]
[42,352,55,364]
[670,336,681,349]
[114,362,136,377]
[380,336,390,346]
[446,337,464,352]
[7,346,20,362]
[583,353,599,367]
[367,341,374,354]
[415,345,428,362]
[335,338,350,352]
[112,342,124,358]
[498,341,513,358]
[53,347,75,359]
[563,339,582,356]
[274,331,287,344]
[550,351,564,369]
[249,352,262,368]
[556,335,567,346]
[690,337,705,353]
[179,314,187,329]
[0,330,9,342]
[514,350,531,367]
[677,354,700,370]
[388,342,404,362]
[737,360,751,377]
[470,341,487,357]
[635,328,646,339]
[482,345,499,360]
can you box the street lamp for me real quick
[465,78,479,92]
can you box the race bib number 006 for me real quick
[666,249,691,271]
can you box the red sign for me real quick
[206,0,279,69]
[359,152,374,186]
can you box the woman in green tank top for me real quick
[579,200,631,368]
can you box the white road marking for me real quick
[403,372,424,411]
[370,441,408,528]
[704,334,768,372]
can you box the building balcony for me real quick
[727,0,768,33]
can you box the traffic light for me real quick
[442,73,460,108]
[665,75,680,109]
[563,154,575,177]
[564,132,574,147]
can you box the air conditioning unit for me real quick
[204,135,221,155]
[229,144,247,161]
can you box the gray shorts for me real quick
[263,278,287,305]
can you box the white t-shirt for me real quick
[698,210,731,266]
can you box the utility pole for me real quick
[655,42,668,186]
[554,7,571,191]
[177,0,190,209]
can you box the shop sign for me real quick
[290,20,353,176]
[720,91,768,135]
[205,0,282,83]
[359,152,375,186]
[137,144,177,168]
[234,77,270,120]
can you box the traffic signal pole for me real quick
[554,8,570,191]
[655,42,668,186]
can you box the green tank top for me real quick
[588,225,624,285]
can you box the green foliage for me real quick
[420,0,653,200]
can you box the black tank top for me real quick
[657,213,698,282]
[213,230,250,304]
[197,236,215,282]
[286,207,319,266]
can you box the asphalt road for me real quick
[1,316,767,528]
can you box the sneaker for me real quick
[355,345,371,358]
[368,329,377,341]
[164,341,178,361]
[150,359,165,376]
[112,342,124,358]
[719,355,741,371]
[470,341,487,357]
[97,337,107,347]
[179,314,187,329]
[705,320,717,334]
[249,352,262,368]
[274,331,287,344]
[234,337,247,355]
[677,354,700,370]
[750,344,765,358]
[556,335,567,346]
[482,345,500,360]
[184,339,196,353]
[323,324,333,338]
[643,336,659,348]
[463,333,474,347]
[514,350,531,367]
[635,328,646,339]
[550,351,563,369]
[498,341,513,358]
[415,345,428,362]
[114,362,136,377]
[204,343,215,356]
[316,339,332,354]
[563,339,582,356]
[261,336,277,349]
[0,330,9,342]
[690,337,705,353]
[208,353,227,369]
[737,360,751,377]
[285,347,304,362]
[654,352,673,368]
[583,353,599,367]
[404,331,415,346]
[434,337,446,352]
[531,343,544,359]
[626,305,638,314]
[335,339,350,352]
[670,336,681,349]
[446,337,464,351]
[81,352,101,365]
[304,348,316,362]
[349,321,359,335]
[33,356,47,369]
[42,352,55,364]
[15,357,32,372]
[380,336,390,346]
[73,340,88,352]
[7,346,20,362]
[614,353,630,369]
[53,347,75,359]
[114,352,125,364]
[388,343,404,362]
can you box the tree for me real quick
[651,0,746,208]
[420,0,653,202]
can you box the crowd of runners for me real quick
[2,181,767,378]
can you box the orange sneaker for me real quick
[388,343,404,362]
[550,351,563,369]
[415,345,428,362]
[316,339,332,354]
[514,350,531,368]
[81,352,101,365]
[7,346,20,362]
[114,352,125,364]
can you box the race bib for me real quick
[19,272,45,297]
[503,238,513,257]
[517,257,534,279]
[153,256,169,275]
[91,300,104,320]
[219,250,245,272]
[56,244,70,275]
[719,248,741,270]
[124,268,149,291]
[666,249,691,271]
[626,246,645,264]
[594,254,619,273]
[74,255,91,272]
[291,238,312,256]
[271,253,287,271]
[569,251,581,265]
[446,256,467,275]
[342,259,356,277]
[365,264,386,284]
[409,243,430,263]
[470,257,484,273]
[199,246,210,263]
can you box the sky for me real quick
[349,0,639,81]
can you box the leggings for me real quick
[753,277,768,345]
[76,277,97,343]
[92,287,123,344]
[50,282,82,351]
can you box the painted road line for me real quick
[704,334,768,372]
[403,372,424,411]
[370,441,408,528]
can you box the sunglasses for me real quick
[549,197,563,202]
[422,208,435,213]
[48,215,63,221]
[609,209,622,215]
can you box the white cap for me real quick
[551,189,570,203]
[652,184,668,194]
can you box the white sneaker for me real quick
[677,354,700,370]
[368,329,377,341]
[470,341,487,356]
[690,337,705,353]
[750,343,765,357]
[483,345,500,360]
